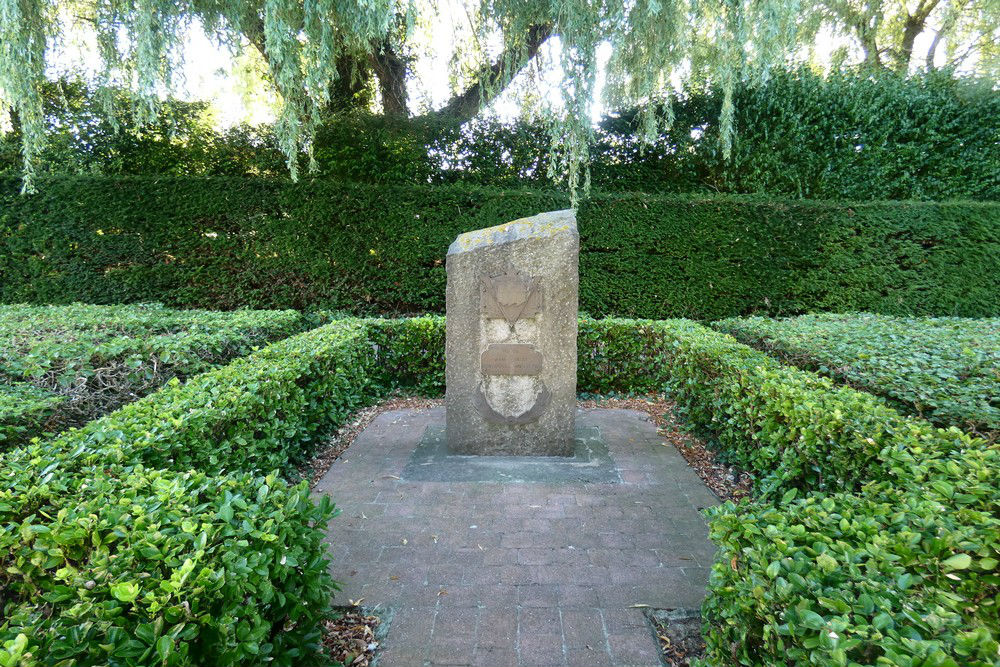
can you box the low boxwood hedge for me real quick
[705,484,999,667]
[0,468,334,667]
[0,319,393,666]
[578,318,984,495]
[0,304,308,448]
[349,316,1000,665]
[2,316,996,666]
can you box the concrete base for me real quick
[403,413,620,484]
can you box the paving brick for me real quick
[476,608,518,648]
[518,606,562,632]
[517,548,557,565]
[516,584,561,607]
[558,585,601,608]
[607,633,661,666]
[429,637,476,666]
[560,609,607,648]
[313,407,719,667]
[474,646,519,666]
[517,633,564,667]
[388,607,435,647]
[437,584,489,608]
[566,647,614,666]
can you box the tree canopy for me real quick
[1,0,998,193]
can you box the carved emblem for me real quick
[481,268,542,325]
[474,385,551,425]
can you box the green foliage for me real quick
[0,79,237,178]
[0,318,400,667]
[0,382,63,447]
[714,314,1000,440]
[1,321,382,490]
[0,303,305,447]
[578,318,993,493]
[580,193,1000,320]
[8,71,995,201]
[703,486,1000,667]
[0,464,337,667]
[698,70,1000,201]
[3,176,997,319]
[310,72,1000,201]
[365,316,447,397]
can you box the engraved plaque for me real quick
[480,344,543,376]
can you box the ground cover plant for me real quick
[0,303,306,447]
[2,315,997,666]
[714,313,1000,440]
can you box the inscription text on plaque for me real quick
[480,343,543,376]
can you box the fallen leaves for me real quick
[649,611,706,667]
[322,611,380,667]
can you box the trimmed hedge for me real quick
[0,319,394,666]
[705,483,1000,667]
[714,313,1000,440]
[2,177,999,318]
[0,304,307,447]
[3,316,997,666]
[0,468,335,667]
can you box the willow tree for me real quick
[817,0,1000,73]
[0,0,916,193]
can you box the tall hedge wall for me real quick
[2,176,998,319]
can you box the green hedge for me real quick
[2,177,998,318]
[705,482,999,667]
[713,313,1000,440]
[0,467,335,667]
[0,319,396,666]
[0,304,307,448]
[7,71,997,202]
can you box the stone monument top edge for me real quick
[447,209,577,256]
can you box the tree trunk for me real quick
[433,23,552,123]
[239,11,551,123]
[897,17,925,71]
[370,39,409,117]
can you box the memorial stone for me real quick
[445,209,579,456]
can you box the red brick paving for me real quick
[313,407,719,666]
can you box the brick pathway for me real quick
[313,407,719,666]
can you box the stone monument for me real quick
[445,209,579,456]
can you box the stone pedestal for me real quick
[445,210,579,456]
